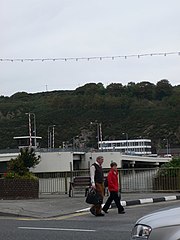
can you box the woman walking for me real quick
[102,162,125,214]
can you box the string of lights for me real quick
[0,51,180,63]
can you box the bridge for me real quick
[0,149,171,174]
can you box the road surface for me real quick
[0,201,179,240]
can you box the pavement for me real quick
[0,192,180,219]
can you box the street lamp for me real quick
[122,132,128,154]
[90,121,103,150]
[25,112,37,148]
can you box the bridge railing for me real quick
[32,168,180,194]
[1,168,180,194]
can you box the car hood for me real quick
[137,206,180,229]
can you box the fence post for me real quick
[119,169,122,193]
[70,162,73,182]
[178,168,180,191]
[65,172,68,194]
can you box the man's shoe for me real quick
[90,208,96,216]
[96,213,105,217]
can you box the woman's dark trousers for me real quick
[103,191,124,213]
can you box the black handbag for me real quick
[86,188,103,205]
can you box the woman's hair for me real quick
[110,162,117,168]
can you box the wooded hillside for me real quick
[0,79,179,153]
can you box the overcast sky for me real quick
[1,0,180,96]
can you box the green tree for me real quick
[7,148,40,177]
[162,157,180,168]
[157,157,180,177]
[106,83,124,96]
[74,83,105,95]
[155,79,173,100]
[134,81,155,100]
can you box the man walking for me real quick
[90,156,104,217]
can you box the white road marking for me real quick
[76,207,90,213]
[18,227,96,232]
[76,203,110,213]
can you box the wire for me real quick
[0,51,180,62]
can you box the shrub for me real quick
[156,157,180,177]
[5,148,40,179]
[5,172,38,180]
[161,157,180,168]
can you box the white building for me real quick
[98,139,152,155]
[0,149,171,175]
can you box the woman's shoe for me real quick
[118,210,125,214]
[102,208,108,213]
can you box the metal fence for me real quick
[35,168,180,195]
[120,168,158,192]
[37,171,90,194]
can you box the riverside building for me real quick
[98,139,152,155]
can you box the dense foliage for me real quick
[5,148,40,179]
[156,157,180,177]
[161,157,180,168]
[0,79,179,152]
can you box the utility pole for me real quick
[25,113,32,147]
[32,113,37,148]
[28,113,32,147]
[48,125,56,149]
[90,121,103,150]
[99,123,103,150]
[52,125,55,149]
[25,113,37,148]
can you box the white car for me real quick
[130,206,180,240]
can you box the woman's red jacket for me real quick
[107,169,119,192]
